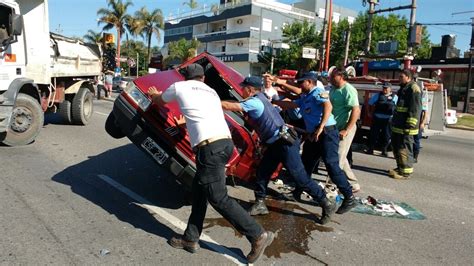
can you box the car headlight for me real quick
[124,82,151,111]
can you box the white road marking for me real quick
[94,111,109,116]
[97,174,247,265]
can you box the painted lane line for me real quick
[97,174,246,265]
[94,111,109,116]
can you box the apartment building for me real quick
[163,0,357,76]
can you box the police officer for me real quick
[367,82,398,156]
[221,76,337,224]
[389,69,422,179]
[273,72,356,214]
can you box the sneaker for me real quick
[381,150,388,157]
[319,198,337,225]
[247,231,275,263]
[365,149,374,155]
[336,195,357,214]
[248,199,269,216]
[168,236,200,253]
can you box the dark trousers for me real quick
[255,138,326,202]
[369,116,391,151]
[413,127,423,158]
[392,133,415,175]
[184,139,263,243]
[301,126,353,198]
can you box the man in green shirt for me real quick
[329,68,361,192]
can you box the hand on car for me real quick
[173,114,186,126]
[147,86,161,97]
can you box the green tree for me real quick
[133,7,164,68]
[97,0,133,65]
[120,39,147,75]
[83,30,102,44]
[165,38,201,65]
[273,20,321,71]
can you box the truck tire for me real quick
[71,87,93,125]
[2,93,44,146]
[105,112,125,139]
[58,99,72,124]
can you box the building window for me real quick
[165,26,193,36]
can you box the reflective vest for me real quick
[246,93,284,143]
[374,92,396,116]
[392,81,422,135]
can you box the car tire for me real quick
[105,112,125,139]
[2,93,44,146]
[71,87,94,125]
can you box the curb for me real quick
[446,125,474,132]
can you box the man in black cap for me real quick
[367,82,398,156]
[221,76,337,225]
[147,64,273,263]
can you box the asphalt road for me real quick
[0,98,472,265]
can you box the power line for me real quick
[416,22,472,26]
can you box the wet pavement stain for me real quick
[204,199,332,263]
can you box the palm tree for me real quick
[97,0,133,66]
[83,30,102,44]
[183,0,199,15]
[133,7,164,68]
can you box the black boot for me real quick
[414,152,419,163]
[319,198,336,225]
[248,199,269,216]
[336,195,357,214]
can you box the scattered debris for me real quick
[352,196,426,220]
[99,249,110,256]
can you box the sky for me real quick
[48,0,474,52]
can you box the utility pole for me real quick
[463,17,474,113]
[320,0,330,71]
[364,0,376,54]
[407,0,417,54]
[324,0,333,71]
[343,24,352,66]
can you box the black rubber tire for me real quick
[71,87,94,125]
[2,93,44,146]
[105,112,125,139]
[58,99,72,124]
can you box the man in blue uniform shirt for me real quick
[367,82,398,156]
[221,76,337,224]
[273,72,356,214]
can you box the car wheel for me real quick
[105,112,125,139]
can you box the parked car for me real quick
[105,53,264,188]
[113,76,134,91]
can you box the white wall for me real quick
[226,62,250,76]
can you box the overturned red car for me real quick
[105,53,265,188]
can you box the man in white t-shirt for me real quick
[147,64,273,263]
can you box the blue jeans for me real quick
[184,139,263,243]
[254,138,326,202]
[301,126,353,198]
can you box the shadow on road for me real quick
[352,164,389,176]
[51,144,188,241]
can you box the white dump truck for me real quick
[0,0,102,146]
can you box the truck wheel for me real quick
[58,99,72,124]
[71,87,93,125]
[105,113,125,139]
[2,93,44,146]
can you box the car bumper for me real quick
[111,94,196,189]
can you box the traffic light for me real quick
[103,33,114,44]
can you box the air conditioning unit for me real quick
[237,41,244,47]
[236,18,243,24]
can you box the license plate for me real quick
[141,137,169,165]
